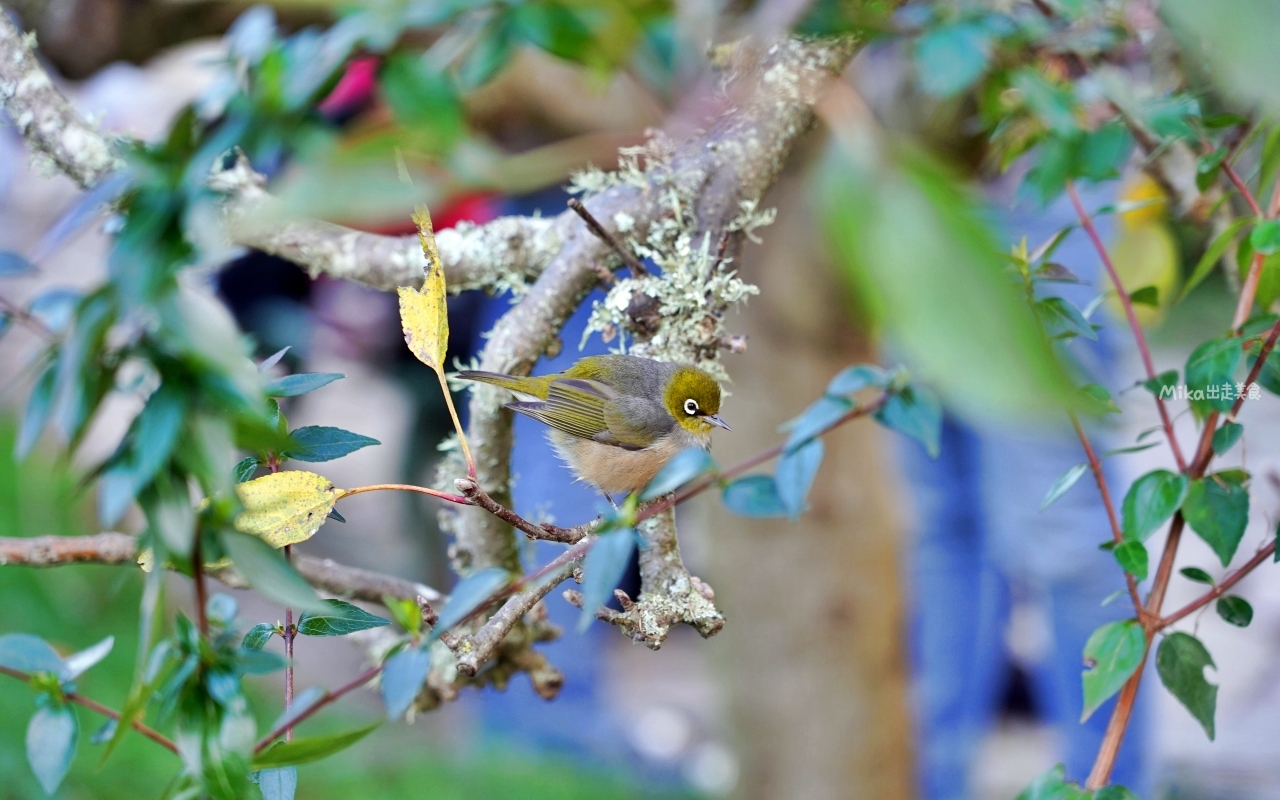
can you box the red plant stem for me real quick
[0,665,178,754]
[253,665,381,753]
[1161,541,1277,628]
[340,484,471,504]
[283,543,295,743]
[1231,180,1280,330]
[1084,318,1280,787]
[1066,181,1187,472]
[1070,414,1145,618]
[192,529,208,637]
[1222,160,1264,217]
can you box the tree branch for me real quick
[0,664,177,754]
[0,533,442,605]
[0,14,123,188]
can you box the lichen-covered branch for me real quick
[0,13,122,188]
[209,154,564,293]
[0,533,440,604]
[447,37,859,582]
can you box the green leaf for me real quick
[1216,595,1253,627]
[1141,369,1179,398]
[0,633,66,678]
[1180,566,1215,585]
[27,705,77,794]
[382,597,422,637]
[1212,421,1244,454]
[1015,765,1082,800]
[1079,383,1120,415]
[382,647,431,720]
[430,567,510,640]
[219,531,328,613]
[1183,473,1250,566]
[1121,470,1188,541]
[722,475,789,518]
[284,426,380,463]
[578,529,637,632]
[1113,541,1148,580]
[456,20,512,89]
[241,624,275,651]
[1156,631,1217,740]
[1129,285,1159,308]
[252,722,380,769]
[1186,337,1241,414]
[783,396,853,453]
[264,373,343,398]
[1077,122,1133,181]
[233,457,260,483]
[819,143,1077,419]
[826,364,889,396]
[296,599,389,637]
[255,766,297,800]
[1181,218,1252,302]
[16,363,56,459]
[1041,463,1089,511]
[1094,786,1140,800]
[914,22,992,98]
[1036,296,1097,340]
[775,439,824,519]
[1012,68,1079,135]
[1081,620,1146,721]
[639,447,716,501]
[1252,219,1280,256]
[874,385,942,457]
[62,636,113,680]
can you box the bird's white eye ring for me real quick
[684,398,699,415]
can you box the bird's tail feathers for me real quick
[456,370,547,401]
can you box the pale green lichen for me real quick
[574,136,765,382]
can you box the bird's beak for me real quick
[706,414,732,431]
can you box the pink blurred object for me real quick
[318,56,380,118]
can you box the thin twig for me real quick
[1070,414,1146,619]
[340,483,471,504]
[455,479,585,543]
[253,666,381,753]
[1231,180,1280,330]
[567,198,648,277]
[0,665,177,754]
[0,294,55,339]
[1160,541,1276,628]
[1067,181,1188,471]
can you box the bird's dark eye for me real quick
[683,398,699,416]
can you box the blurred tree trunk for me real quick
[706,144,915,800]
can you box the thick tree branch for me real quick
[449,36,859,576]
[0,14,122,188]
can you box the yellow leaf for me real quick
[399,211,448,372]
[235,471,343,548]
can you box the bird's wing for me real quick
[507,378,657,451]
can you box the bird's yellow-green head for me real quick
[664,366,731,434]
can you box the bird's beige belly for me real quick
[549,430,706,496]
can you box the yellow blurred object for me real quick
[1105,173,1180,326]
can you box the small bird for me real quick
[459,355,730,498]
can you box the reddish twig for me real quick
[1067,181,1187,472]
[1231,180,1280,330]
[0,665,177,754]
[1160,541,1277,628]
[253,665,381,753]
[340,484,471,504]
[1070,414,1146,618]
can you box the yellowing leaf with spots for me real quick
[235,471,343,548]
[399,207,448,373]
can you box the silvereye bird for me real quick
[459,355,731,497]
